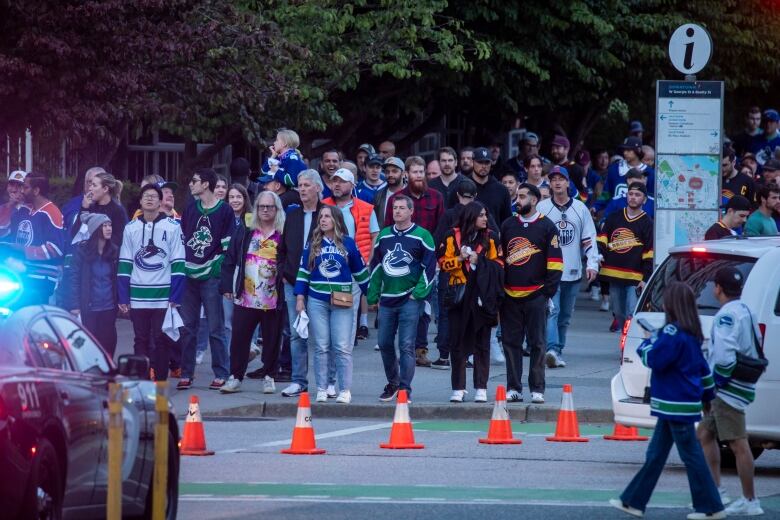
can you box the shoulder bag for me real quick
[731,304,768,383]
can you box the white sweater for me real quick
[537,197,599,282]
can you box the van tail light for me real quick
[619,318,632,364]
[759,323,766,348]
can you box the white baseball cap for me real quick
[331,168,355,184]
[7,170,27,184]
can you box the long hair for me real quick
[228,183,251,218]
[94,172,118,198]
[663,282,703,344]
[308,205,348,271]
[250,190,285,233]
[457,201,490,250]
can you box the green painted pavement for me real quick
[179,482,780,509]
[412,421,653,437]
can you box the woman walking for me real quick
[64,213,119,357]
[294,206,369,403]
[71,171,128,249]
[610,282,725,519]
[437,201,502,403]
[228,183,252,227]
[220,191,286,394]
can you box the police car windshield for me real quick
[638,253,756,316]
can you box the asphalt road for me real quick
[177,418,780,519]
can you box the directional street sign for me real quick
[656,81,723,155]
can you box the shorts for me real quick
[700,397,747,441]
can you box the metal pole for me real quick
[25,129,32,172]
[152,381,170,520]
[107,383,123,519]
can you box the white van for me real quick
[611,236,780,460]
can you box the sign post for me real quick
[654,25,723,266]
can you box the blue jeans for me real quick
[307,296,355,391]
[546,280,580,355]
[180,277,230,379]
[620,418,723,514]
[285,282,335,388]
[223,297,233,351]
[196,310,208,353]
[610,281,639,326]
[378,298,422,393]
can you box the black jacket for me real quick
[63,240,119,313]
[70,199,129,249]
[277,202,323,286]
[220,224,285,308]
[447,175,512,226]
[433,205,499,247]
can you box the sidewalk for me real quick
[117,290,621,422]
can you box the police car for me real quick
[0,303,180,519]
[611,237,780,462]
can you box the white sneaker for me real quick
[336,390,352,403]
[281,383,306,397]
[545,351,561,369]
[374,344,380,351]
[262,375,275,394]
[195,350,205,365]
[590,286,600,301]
[531,392,544,404]
[687,511,726,519]
[248,344,262,362]
[609,499,644,517]
[220,376,242,393]
[316,389,328,402]
[450,390,466,403]
[599,299,610,312]
[725,497,763,516]
[326,384,337,398]
[474,389,487,403]
[506,389,523,402]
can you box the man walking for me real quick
[500,183,563,404]
[452,147,512,225]
[744,185,779,237]
[597,183,654,330]
[698,266,765,516]
[596,136,655,212]
[429,146,466,205]
[537,166,599,368]
[368,195,436,401]
[0,170,26,238]
[705,196,751,240]
[373,157,406,230]
[177,168,236,390]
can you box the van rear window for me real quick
[637,253,756,316]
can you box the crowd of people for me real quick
[1,106,779,411]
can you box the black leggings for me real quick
[83,308,118,359]
[230,304,284,380]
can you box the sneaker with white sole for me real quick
[449,390,467,402]
[531,392,544,404]
[281,383,306,397]
[599,299,610,312]
[687,511,727,519]
[608,499,644,518]
[506,389,523,402]
[590,286,600,301]
[248,344,261,362]
[474,389,487,403]
[336,390,352,404]
[326,384,337,398]
[262,375,275,394]
[195,350,205,365]
[315,389,328,402]
[431,358,451,369]
[545,351,561,369]
[374,344,380,351]
[725,496,763,516]
[220,376,242,393]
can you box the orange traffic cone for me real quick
[281,392,326,455]
[180,395,215,456]
[546,384,588,442]
[380,390,424,449]
[479,385,522,445]
[604,423,649,441]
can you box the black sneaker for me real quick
[275,369,292,383]
[245,367,267,379]
[379,384,399,402]
[431,358,450,370]
[357,325,369,340]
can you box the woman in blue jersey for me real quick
[610,282,725,519]
[295,206,369,404]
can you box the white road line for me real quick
[221,422,393,451]
[354,496,392,500]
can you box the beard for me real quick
[409,178,426,195]
[519,203,534,216]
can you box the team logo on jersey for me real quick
[382,243,413,277]
[614,183,628,199]
[187,226,213,258]
[609,227,642,254]
[15,219,33,247]
[556,219,577,246]
[134,242,167,271]
[318,255,342,278]
[506,236,541,266]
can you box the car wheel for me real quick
[141,430,180,520]
[17,438,63,520]
[719,444,764,469]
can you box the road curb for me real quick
[196,402,615,423]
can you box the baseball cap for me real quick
[522,132,540,146]
[619,136,644,153]
[574,150,591,167]
[456,178,477,198]
[383,156,404,170]
[763,158,780,171]
[763,109,780,122]
[548,165,570,180]
[726,195,752,212]
[714,266,744,296]
[366,153,383,166]
[157,180,179,192]
[627,182,648,196]
[629,120,644,133]
[7,170,27,184]
[473,147,491,163]
[626,167,647,180]
[331,168,355,184]
[358,143,376,155]
[551,135,570,149]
